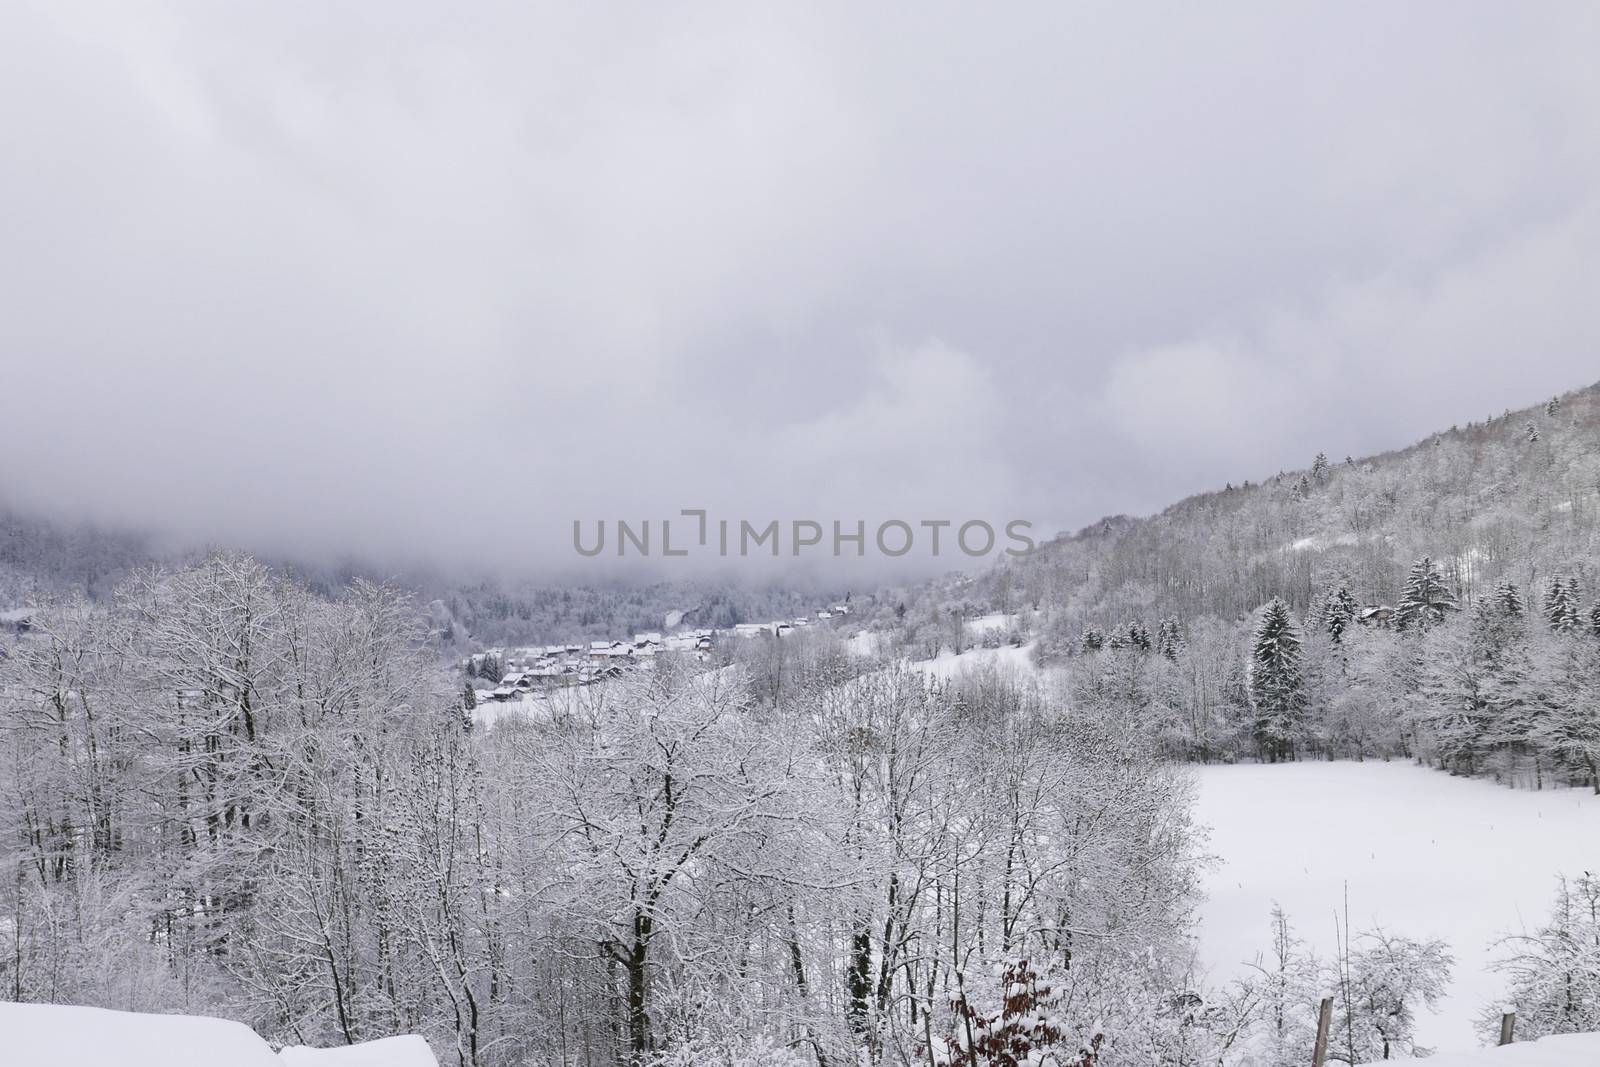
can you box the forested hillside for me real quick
[888,381,1600,786]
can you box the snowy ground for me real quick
[472,690,557,731]
[1194,762,1599,1055]
[963,611,1018,635]
[910,640,1037,681]
[1370,1033,1600,1066]
[0,1003,440,1066]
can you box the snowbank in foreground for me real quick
[280,1035,438,1066]
[1364,1032,1600,1066]
[0,1002,281,1067]
[0,1003,439,1067]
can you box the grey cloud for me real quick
[4,2,1600,578]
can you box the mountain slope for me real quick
[977,380,1600,643]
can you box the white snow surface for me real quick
[963,612,1017,635]
[1363,1032,1600,1066]
[1194,762,1599,1055]
[0,1002,282,1067]
[279,1035,438,1066]
[0,1003,438,1067]
[911,640,1037,681]
[1287,532,1359,553]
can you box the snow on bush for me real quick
[646,1032,808,1067]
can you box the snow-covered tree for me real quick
[1493,577,1525,617]
[1246,907,1321,1066]
[1483,875,1600,1042]
[1333,930,1452,1064]
[1321,584,1360,644]
[1155,617,1183,661]
[1394,557,1457,632]
[1249,598,1305,761]
[1543,576,1582,633]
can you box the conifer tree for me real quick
[1544,577,1582,634]
[1493,577,1524,617]
[1128,620,1152,652]
[1080,627,1104,654]
[1250,597,1305,761]
[1311,452,1330,484]
[1322,584,1360,644]
[1395,557,1457,632]
[1156,617,1184,661]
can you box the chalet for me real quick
[1361,605,1396,626]
[0,607,38,634]
[589,640,632,662]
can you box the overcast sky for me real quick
[4,2,1600,579]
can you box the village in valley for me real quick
[464,602,854,708]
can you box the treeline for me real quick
[1028,556,1600,789]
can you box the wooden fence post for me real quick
[1499,1011,1516,1046]
[1312,996,1333,1067]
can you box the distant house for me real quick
[588,641,632,662]
[0,607,38,634]
[1360,605,1396,626]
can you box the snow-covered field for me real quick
[1194,762,1598,1055]
[911,640,1037,681]
[1373,1033,1600,1066]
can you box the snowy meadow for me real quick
[1194,762,1598,1055]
